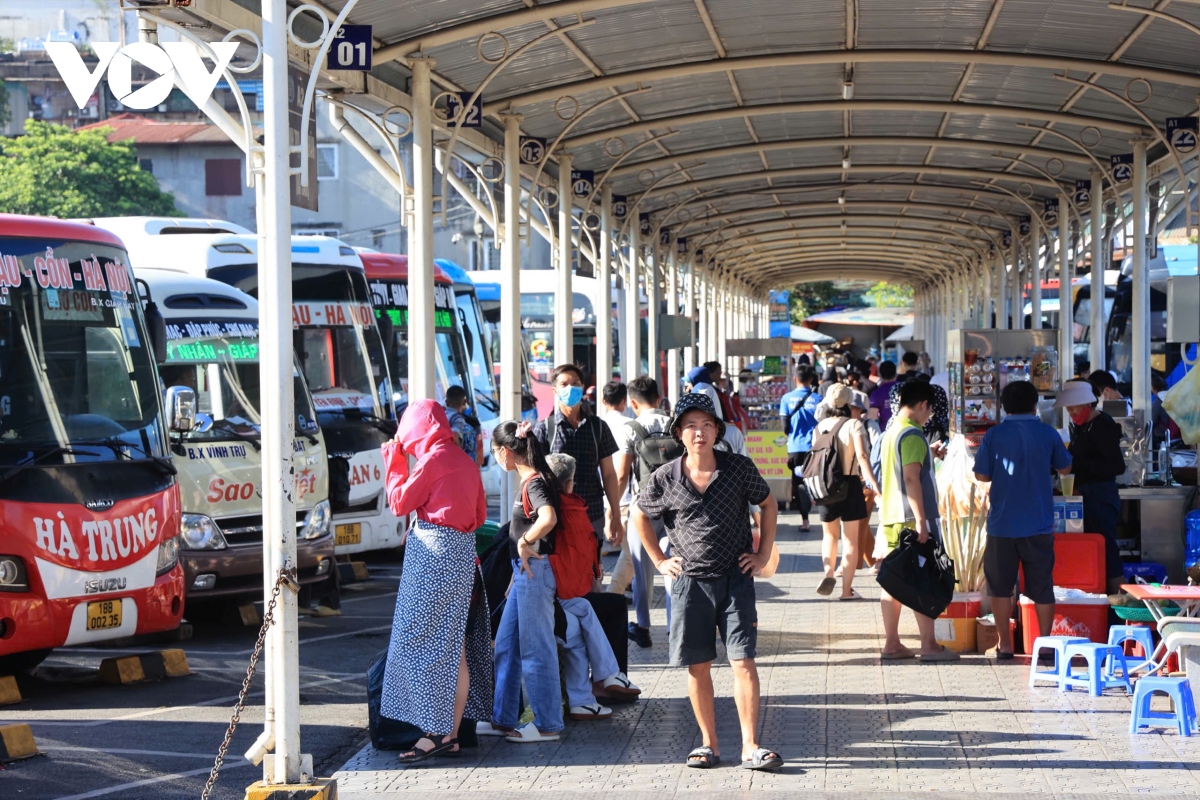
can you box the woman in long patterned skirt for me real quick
[380,399,489,763]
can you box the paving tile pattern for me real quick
[334,513,1200,797]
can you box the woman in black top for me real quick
[1057,380,1126,593]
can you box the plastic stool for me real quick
[1129,677,1198,736]
[1107,625,1156,673]
[1059,642,1133,696]
[1028,636,1090,688]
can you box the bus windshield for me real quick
[158,319,320,441]
[454,288,498,421]
[0,238,166,467]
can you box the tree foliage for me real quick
[0,121,178,218]
[864,281,914,308]
[787,281,841,323]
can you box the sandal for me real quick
[816,577,836,596]
[881,647,917,660]
[839,590,863,601]
[742,747,783,771]
[920,646,961,663]
[398,734,457,764]
[505,722,559,743]
[686,746,720,769]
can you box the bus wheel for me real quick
[0,648,52,674]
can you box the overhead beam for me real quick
[677,201,1011,234]
[484,50,1200,113]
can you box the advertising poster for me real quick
[768,290,791,338]
[745,430,791,479]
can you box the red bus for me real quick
[0,215,184,671]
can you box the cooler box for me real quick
[1020,593,1109,653]
[936,592,983,652]
[1019,533,1106,594]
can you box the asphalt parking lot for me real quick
[0,555,406,800]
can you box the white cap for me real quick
[1054,380,1098,409]
[690,383,724,420]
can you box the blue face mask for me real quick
[556,385,584,408]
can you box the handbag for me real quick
[875,526,956,619]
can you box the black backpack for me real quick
[801,419,850,506]
[627,417,684,486]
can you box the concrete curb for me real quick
[98,649,191,684]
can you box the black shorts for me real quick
[817,475,868,523]
[669,569,757,667]
[984,533,1056,605]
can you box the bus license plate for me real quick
[86,599,122,631]
[335,523,361,546]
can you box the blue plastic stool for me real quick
[1028,636,1090,688]
[1107,625,1156,673]
[1060,642,1133,696]
[1129,677,1198,736]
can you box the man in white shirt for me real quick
[600,381,635,572]
[612,376,674,648]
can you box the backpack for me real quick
[521,482,599,601]
[801,419,850,506]
[627,417,684,486]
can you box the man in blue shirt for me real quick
[974,381,1073,659]
[779,366,821,532]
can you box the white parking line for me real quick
[40,746,218,759]
[53,761,255,800]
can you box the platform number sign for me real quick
[658,227,672,247]
[328,25,372,71]
[677,237,688,255]
[1043,198,1059,227]
[1002,230,1012,248]
[519,137,546,165]
[1074,179,1091,207]
[1111,153,1134,184]
[1166,117,1198,155]
[694,247,704,263]
[1018,215,1031,237]
[570,169,594,198]
[612,194,628,218]
[445,92,482,128]
[639,213,652,237]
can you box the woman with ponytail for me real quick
[379,399,490,763]
[487,420,566,743]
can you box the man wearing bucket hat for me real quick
[1056,379,1127,593]
[630,392,783,772]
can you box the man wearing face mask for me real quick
[534,364,625,557]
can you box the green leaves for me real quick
[865,282,914,308]
[0,121,179,218]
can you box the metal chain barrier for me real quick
[200,566,299,800]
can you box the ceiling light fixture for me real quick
[842,81,854,100]
[842,157,852,169]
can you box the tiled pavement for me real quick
[333,511,1200,797]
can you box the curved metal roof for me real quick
[194,0,1200,293]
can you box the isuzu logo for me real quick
[85,499,115,511]
[83,577,127,595]
[46,41,239,111]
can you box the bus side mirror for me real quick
[165,386,196,432]
[136,278,168,363]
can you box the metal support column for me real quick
[258,0,302,783]
[1132,139,1150,417]
[1030,214,1043,330]
[499,113,523,522]
[409,58,437,401]
[597,185,614,384]
[625,227,641,382]
[1009,232,1019,330]
[1089,168,1106,372]
[556,154,574,372]
[647,247,660,386]
[1058,191,1072,385]
[666,247,679,403]
[683,259,695,374]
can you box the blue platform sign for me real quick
[769,290,791,339]
[328,25,372,71]
[1111,153,1133,184]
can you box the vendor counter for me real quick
[1119,485,1196,583]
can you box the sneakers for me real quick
[568,703,612,720]
[600,672,641,697]
[627,623,652,649]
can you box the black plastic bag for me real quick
[366,651,422,751]
[875,527,956,619]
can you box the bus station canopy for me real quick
[168,0,1200,292]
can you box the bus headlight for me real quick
[301,500,331,540]
[155,537,180,576]
[0,556,29,592]
[180,514,228,550]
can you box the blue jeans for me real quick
[627,508,663,629]
[559,597,621,708]
[492,557,563,733]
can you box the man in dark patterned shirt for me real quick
[630,392,782,772]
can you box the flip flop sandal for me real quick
[920,647,961,663]
[505,722,560,744]
[816,577,836,596]
[839,591,863,601]
[742,747,784,771]
[881,647,917,660]
[398,735,457,764]
[686,746,720,769]
[986,649,1015,661]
